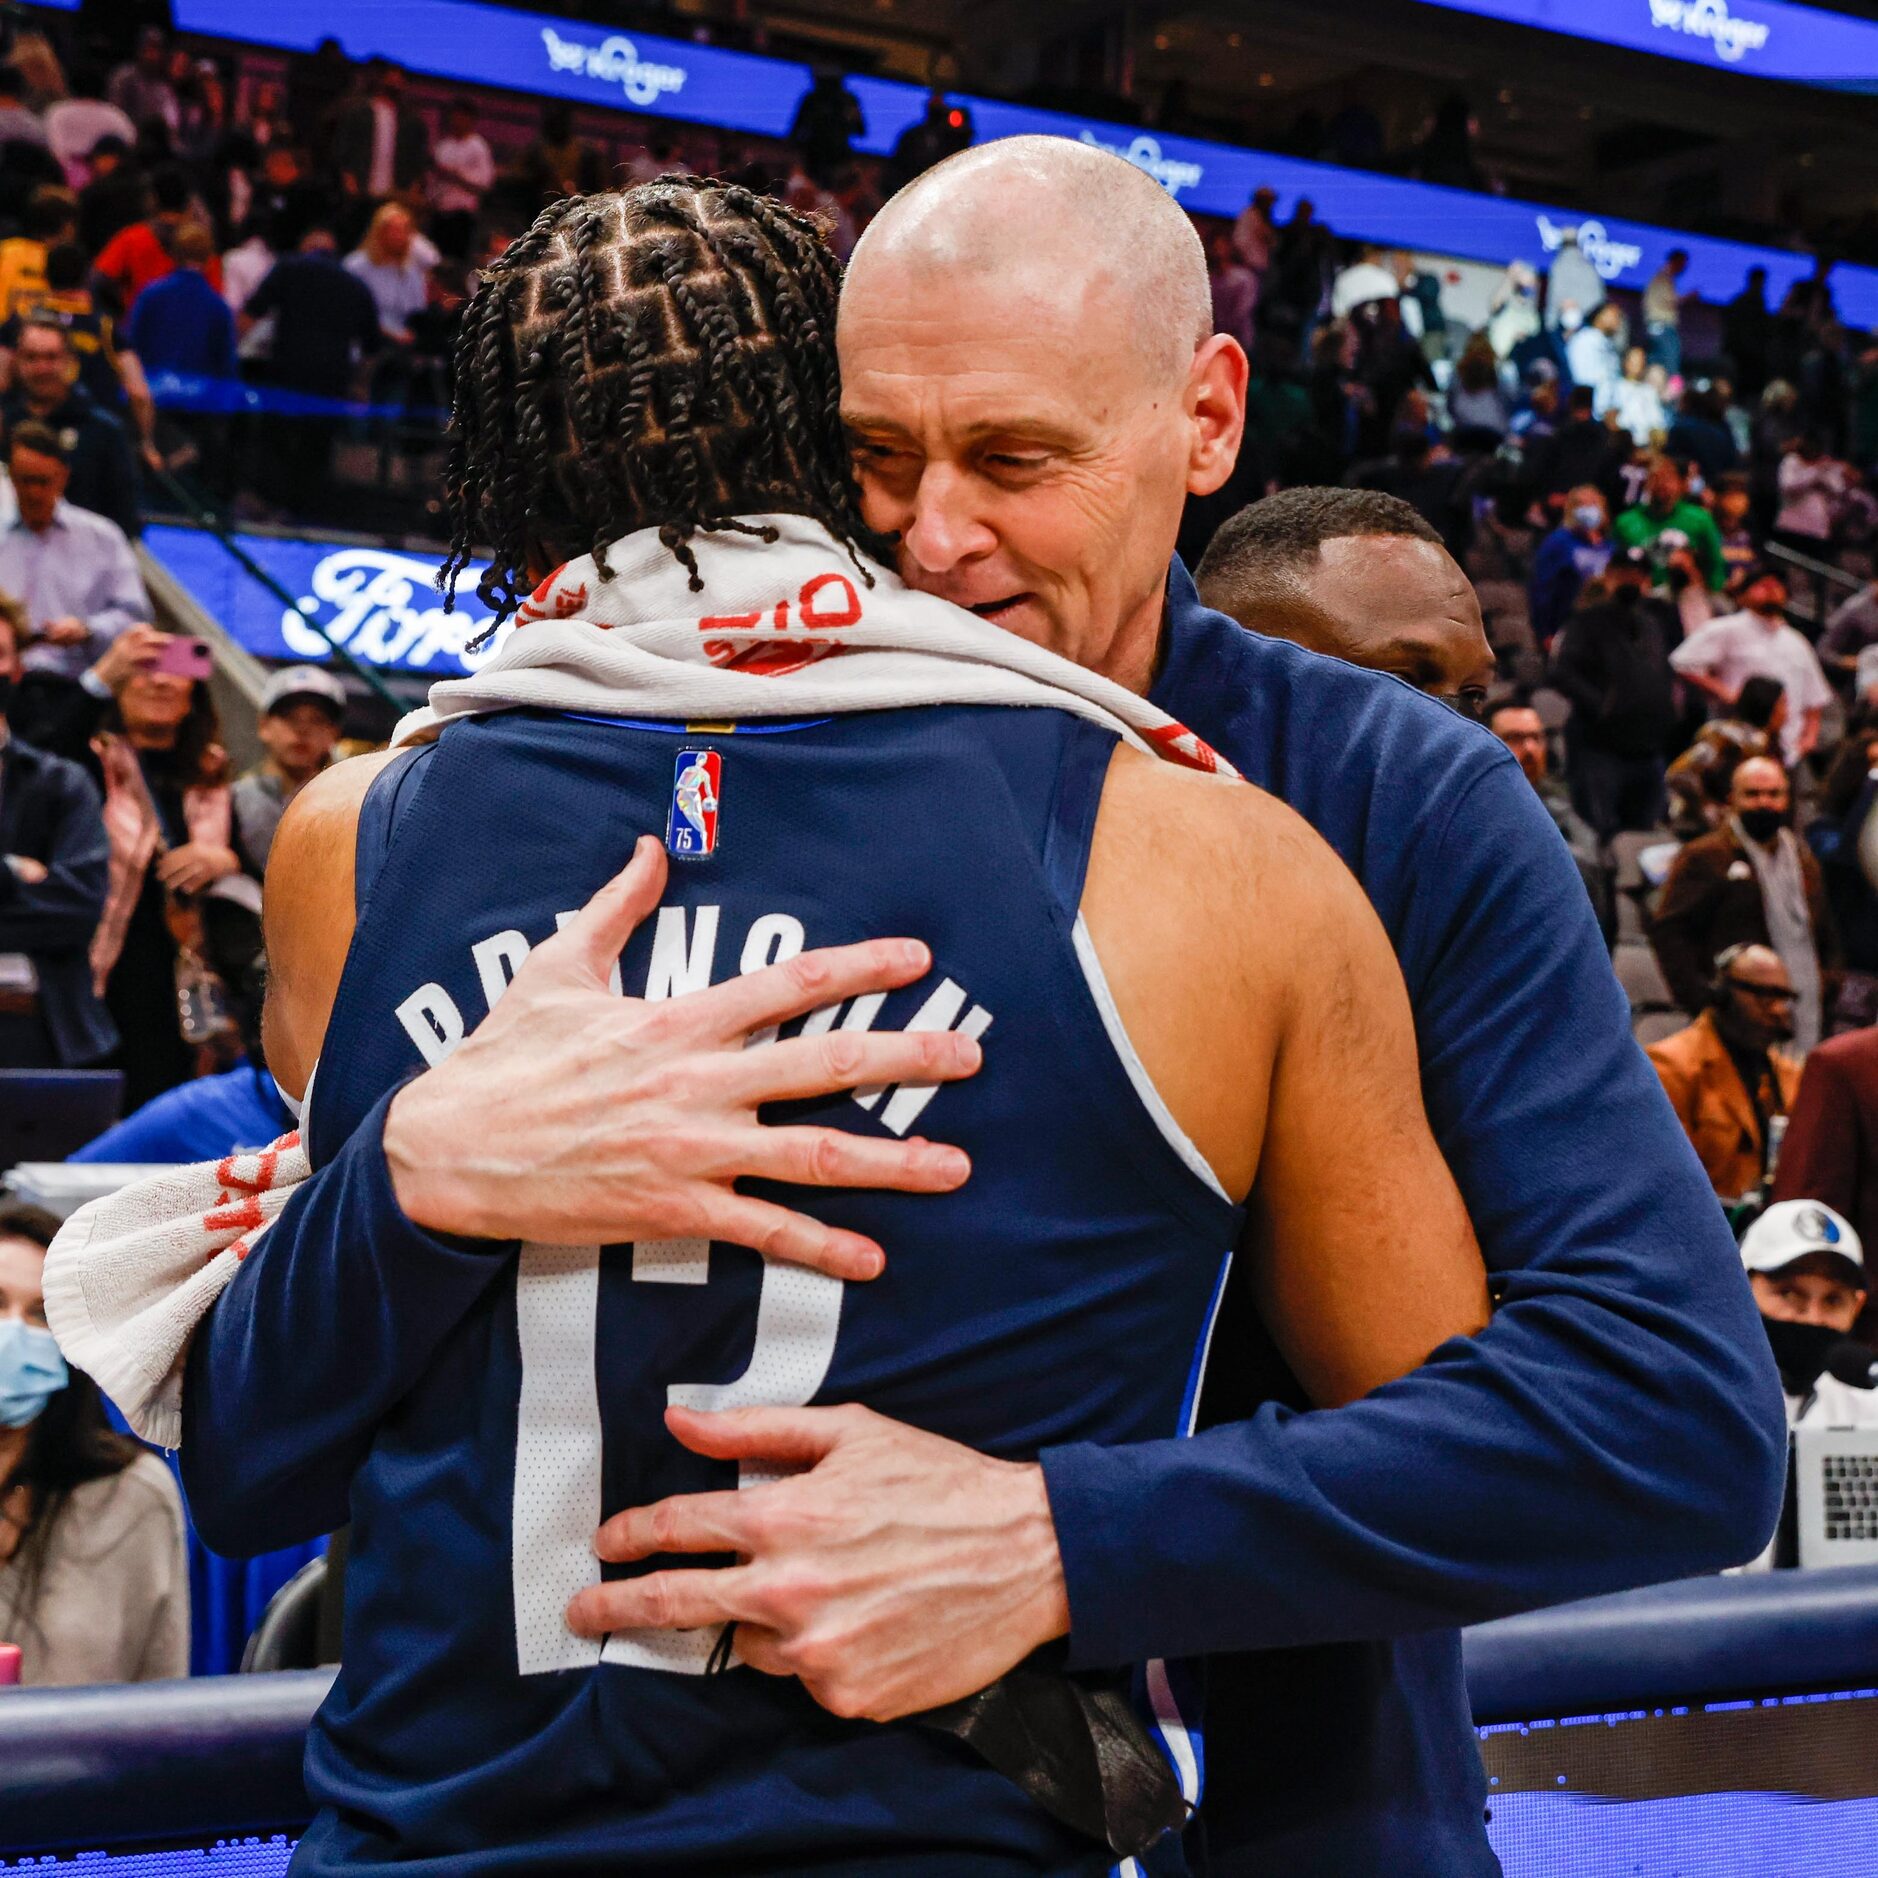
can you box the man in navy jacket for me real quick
[178,142,1784,1873]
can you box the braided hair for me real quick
[438,177,889,623]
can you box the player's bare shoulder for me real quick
[1081,743,1403,1201]
[262,748,404,1097]
[1087,742,1364,948]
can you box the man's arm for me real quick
[0,761,109,953]
[1667,625,1732,703]
[575,730,1783,1698]
[1033,753,1783,1667]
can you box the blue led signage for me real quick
[170,0,1878,327]
[1415,0,1878,90]
[145,524,502,678]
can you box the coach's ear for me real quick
[1184,333,1248,499]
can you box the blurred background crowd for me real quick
[0,0,1876,1696]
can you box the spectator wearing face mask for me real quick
[0,1201,188,1685]
[1545,232,1606,329]
[1529,484,1613,647]
[1549,548,1680,840]
[1647,943,1802,1201]
[1670,570,1834,770]
[1652,759,1840,1052]
[1738,1204,1878,1469]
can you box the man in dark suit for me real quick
[0,597,114,1068]
[1652,756,1840,1050]
[1776,1025,1878,1264]
[328,62,429,209]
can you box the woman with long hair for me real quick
[90,662,254,1107]
[0,1202,187,1684]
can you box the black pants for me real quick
[1569,743,1667,843]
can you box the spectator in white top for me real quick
[1330,245,1399,320]
[344,202,437,346]
[0,1201,189,1685]
[43,98,133,191]
[1565,300,1625,409]
[1609,344,1668,446]
[1670,569,1834,769]
[427,96,495,262]
[1774,431,1850,561]
[104,27,178,138]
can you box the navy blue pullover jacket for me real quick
[181,561,1786,1875]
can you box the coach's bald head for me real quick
[840,137,1246,694]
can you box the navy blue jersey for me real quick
[291,703,1242,1875]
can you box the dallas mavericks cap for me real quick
[261,664,348,720]
[1740,1201,1866,1288]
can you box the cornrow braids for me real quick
[437,177,893,622]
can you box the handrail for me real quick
[1762,536,1864,598]
[146,463,406,715]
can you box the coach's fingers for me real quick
[664,1403,856,1468]
[733,1125,971,1195]
[699,1191,888,1281]
[594,1488,756,1564]
[719,1025,982,1105]
[566,1566,757,1638]
[697,937,933,1041]
[523,837,668,989]
[729,1622,792,1678]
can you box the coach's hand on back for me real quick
[381,835,978,1282]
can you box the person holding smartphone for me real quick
[0,421,147,681]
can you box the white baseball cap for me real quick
[261,664,348,720]
[1740,1200,1866,1288]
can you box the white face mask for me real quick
[1559,306,1584,333]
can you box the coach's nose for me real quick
[898,464,998,578]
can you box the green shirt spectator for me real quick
[1614,455,1727,591]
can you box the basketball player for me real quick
[180,180,1486,1872]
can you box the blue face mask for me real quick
[0,1318,66,1428]
[1573,504,1605,532]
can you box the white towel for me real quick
[44,515,1236,1445]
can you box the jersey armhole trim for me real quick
[1070,912,1231,1205]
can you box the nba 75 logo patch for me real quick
[666,748,722,860]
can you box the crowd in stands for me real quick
[0,17,1872,1688]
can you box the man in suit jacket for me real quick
[1649,945,1804,1202]
[1652,757,1840,1050]
[0,598,114,1068]
[329,62,429,206]
[1775,1025,1878,1261]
